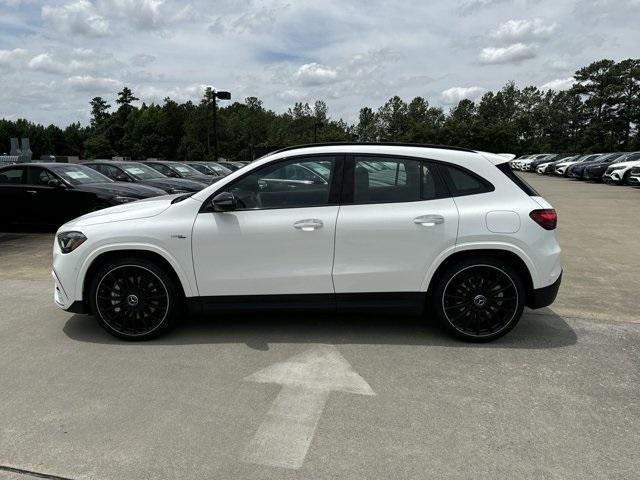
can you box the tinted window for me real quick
[497,163,538,196]
[352,156,446,204]
[0,167,25,184]
[148,163,178,177]
[227,156,336,209]
[26,167,55,186]
[188,163,210,174]
[439,164,493,197]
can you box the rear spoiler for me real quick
[476,151,516,165]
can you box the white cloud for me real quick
[28,53,69,74]
[65,75,121,92]
[0,48,27,67]
[295,63,340,86]
[441,86,486,104]
[129,53,156,67]
[491,18,557,42]
[42,0,110,37]
[210,4,289,35]
[540,77,574,91]
[479,43,537,64]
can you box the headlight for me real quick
[170,188,188,194]
[113,196,138,203]
[57,231,86,254]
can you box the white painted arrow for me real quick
[242,344,375,469]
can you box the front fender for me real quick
[74,242,197,301]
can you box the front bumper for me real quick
[527,271,562,309]
[52,270,87,313]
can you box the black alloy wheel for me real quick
[90,259,177,339]
[434,259,525,342]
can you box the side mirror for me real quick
[48,178,64,188]
[115,173,130,182]
[212,191,237,212]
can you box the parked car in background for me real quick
[0,163,165,229]
[602,152,640,185]
[515,154,548,171]
[184,162,231,177]
[140,161,217,185]
[510,155,531,170]
[84,161,208,193]
[216,161,247,172]
[536,155,577,174]
[555,154,602,176]
[583,152,639,181]
[528,153,573,172]
[568,152,625,179]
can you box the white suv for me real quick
[52,144,562,342]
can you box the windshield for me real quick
[171,163,201,175]
[122,163,165,179]
[51,164,113,185]
[188,163,212,174]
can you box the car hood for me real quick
[606,160,640,170]
[61,194,181,228]
[184,174,218,184]
[141,177,208,192]
[76,182,165,197]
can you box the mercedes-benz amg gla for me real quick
[52,144,562,342]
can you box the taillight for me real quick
[529,209,557,230]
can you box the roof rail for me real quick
[268,142,475,156]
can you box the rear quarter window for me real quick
[438,164,495,197]
[496,162,539,196]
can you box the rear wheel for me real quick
[432,257,525,342]
[89,258,178,340]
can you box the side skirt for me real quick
[187,292,425,316]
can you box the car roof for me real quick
[261,143,504,166]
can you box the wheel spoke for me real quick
[443,265,518,337]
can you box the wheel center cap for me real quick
[126,294,139,307]
[473,294,487,307]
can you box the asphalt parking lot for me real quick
[1,174,639,480]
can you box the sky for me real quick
[0,0,638,127]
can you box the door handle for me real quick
[26,190,37,195]
[293,219,323,231]
[414,215,445,227]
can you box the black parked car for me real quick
[583,152,640,181]
[567,152,624,179]
[0,163,165,229]
[85,161,208,193]
[139,161,217,185]
[184,161,231,177]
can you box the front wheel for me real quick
[89,258,178,340]
[432,258,526,342]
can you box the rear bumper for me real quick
[527,271,562,309]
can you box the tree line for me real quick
[1,58,638,161]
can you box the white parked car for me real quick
[52,144,562,342]
[602,152,640,185]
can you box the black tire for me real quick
[622,171,632,186]
[89,257,178,340]
[432,257,526,342]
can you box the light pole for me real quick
[211,90,231,161]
